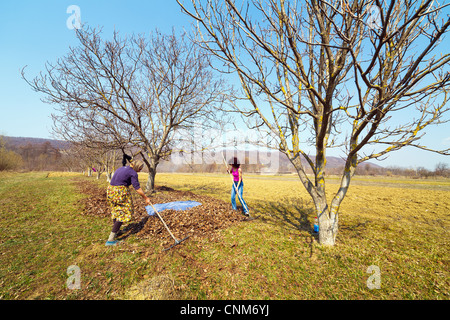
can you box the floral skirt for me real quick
[107,185,133,223]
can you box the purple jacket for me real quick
[110,166,141,190]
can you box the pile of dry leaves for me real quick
[73,179,247,246]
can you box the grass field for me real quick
[0,171,449,300]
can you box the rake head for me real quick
[163,236,190,251]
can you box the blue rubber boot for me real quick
[105,240,119,246]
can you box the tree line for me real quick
[0,137,60,171]
[2,135,448,178]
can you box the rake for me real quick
[146,201,189,251]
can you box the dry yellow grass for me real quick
[152,173,450,219]
[3,171,447,299]
[46,172,83,178]
[147,172,450,299]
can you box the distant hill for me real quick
[1,136,70,150]
[0,135,71,171]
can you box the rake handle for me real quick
[148,202,178,242]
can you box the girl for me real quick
[105,159,151,246]
[228,157,249,216]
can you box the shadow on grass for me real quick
[340,220,370,238]
[249,197,320,258]
[117,216,150,240]
[252,198,373,244]
[251,197,315,234]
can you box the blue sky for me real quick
[0,0,192,136]
[0,0,449,170]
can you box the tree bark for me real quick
[143,154,159,194]
[316,199,339,246]
[146,167,156,194]
[290,153,342,246]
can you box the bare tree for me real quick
[72,142,120,181]
[178,0,450,245]
[23,27,229,192]
[434,162,449,177]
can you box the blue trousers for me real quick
[231,181,248,213]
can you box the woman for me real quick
[105,159,151,246]
[228,157,249,216]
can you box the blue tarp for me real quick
[145,201,202,216]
